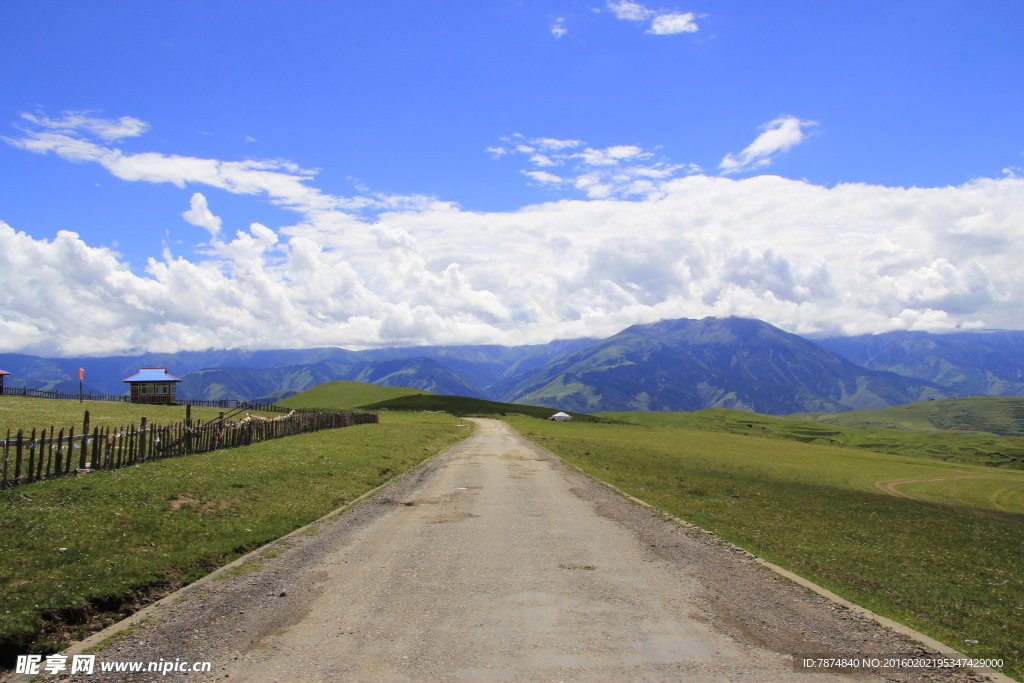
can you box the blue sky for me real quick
[2,1,1023,356]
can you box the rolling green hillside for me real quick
[793,395,1024,437]
[357,393,613,422]
[598,406,1024,470]
[284,381,432,409]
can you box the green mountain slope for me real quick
[504,317,945,414]
[284,381,431,409]
[819,330,1024,396]
[793,395,1024,437]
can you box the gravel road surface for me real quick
[49,418,988,682]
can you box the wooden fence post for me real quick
[46,427,56,478]
[90,426,100,470]
[14,430,24,482]
[27,428,37,484]
[80,411,90,469]
[138,417,147,464]
[54,428,64,476]
[65,427,74,473]
[1,429,9,489]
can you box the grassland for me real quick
[599,408,1024,470]
[283,381,431,410]
[0,396,280,436]
[0,400,469,663]
[506,415,1024,679]
[792,396,1024,437]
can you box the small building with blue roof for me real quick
[123,368,182,405]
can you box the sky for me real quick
[2,1,1023,357]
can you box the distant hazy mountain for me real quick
[176,358,483,402]
[0,348,364,396]
[500,317,945,414]
[4,318,1023,415]
[819,330,1024,397]
[354,339,598,392]
[178,361,352,402]
[0,339,594,401]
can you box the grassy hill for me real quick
[598,406,1024,470]
[0,395,279,434]
[283,380,432,410]
[357,393,615,423]
[792,395,1024,437]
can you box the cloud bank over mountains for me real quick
[2,112,1023,357]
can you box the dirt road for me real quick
[68,419,981,682]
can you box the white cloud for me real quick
[181,192,223,236]
[3,114,374,217]
[648,12,698,34]
[719,116,816,174]
[606,1,699,35]
[551,18,567,39]
[523,170,565,185]
[608,1,654,22]
[498,134,688,198]
[4,113,1024,355]
[534,137,583,151]
[19,111,149,141]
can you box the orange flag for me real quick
[79,368,84,381]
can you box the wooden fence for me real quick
[1,408,379,490]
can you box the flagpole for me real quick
[79,368,84,403]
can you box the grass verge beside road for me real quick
[599,408,1024,470]
[505,416,1024,680]
[0,410,468,665]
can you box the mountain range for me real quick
[2,317,1023,415]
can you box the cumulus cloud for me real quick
[608,1,654,21]
[648,12,698,34]
[3,112,1024,356]
[606,1,699,35]
[181,192,223,236]
[719,116,816,174]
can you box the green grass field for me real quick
[284,381,431,410]
[0,402,469,664]
[792,396,1024,437]
[506,415,1024,679]
[599,408,1024,470]
[0,396,281,437]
